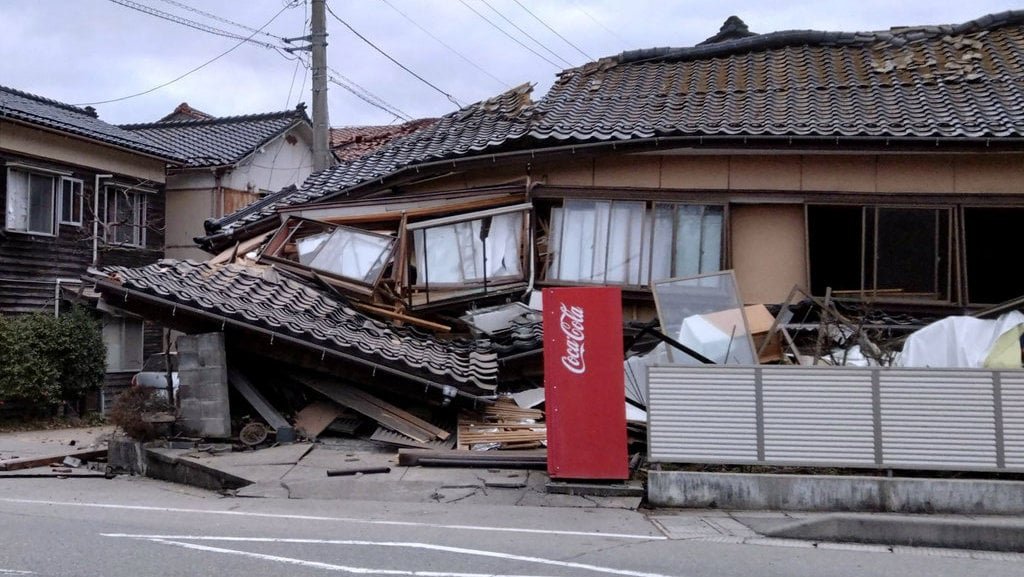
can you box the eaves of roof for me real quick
[0,85,183,163]
[121,107,311,168]
[91,259,499,397]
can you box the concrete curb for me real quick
[648,471,1024,514]
[762,513,1024,553]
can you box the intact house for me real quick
[121,103,314,261]
[87,11,1024,407]
[0,85,182,399]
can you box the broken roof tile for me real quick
[92,260,499,394]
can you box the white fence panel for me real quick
[647,365,1023,472]
[1002,372,1024,468]
[762,367,875,464]
[879,370,996,468]
[648,366,757,461]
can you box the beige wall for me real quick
[730,204,807,304]
[533,151,1024,195]
[165,188,216,255]
[1,121,166,182]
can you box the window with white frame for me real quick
[411,208,526,287]
[103,186,147,247]
[547,200,724,286]
[102,316,144,372]
[59,178,84,225]
[5,168,57,235]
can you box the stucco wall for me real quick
[224,128,314,194]
[0,122,166,182]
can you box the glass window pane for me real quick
[605,201,644,284]
[699,207,724,273]
[308,227,393,283]
[6,169,29,231]
[414,212,523,285]
[28,174,54,234]
[674,205,703,277]
[652,271,757,365]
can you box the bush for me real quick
[0,307,106,407]
[108,385,173,441]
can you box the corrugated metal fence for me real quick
[648,365,1024,472]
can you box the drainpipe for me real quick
[92,174,113,266]
[53,278,81,317]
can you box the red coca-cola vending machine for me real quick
[543,287,628,480]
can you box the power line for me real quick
[571,0,632,49]
[75,3,294,105]
[378,0,511,90]
[152,0,292,43]
[457,0,561,70]
[325,2,463,108]
[511,0,593,61]
[107,0,284,51]
[479,0,574,67]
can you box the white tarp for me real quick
[898,311,1024,369]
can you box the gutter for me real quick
[92,279,485,401]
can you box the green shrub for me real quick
[0,307,106,406]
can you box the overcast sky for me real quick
[1,1,1018,127]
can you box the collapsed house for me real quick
[87,11,1024,451]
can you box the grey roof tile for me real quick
[93,260,499,394]
[0,85,180,160]
[121,106,310,168]
[204,11,1024,242]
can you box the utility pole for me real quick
[310,0,332,171]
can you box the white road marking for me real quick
[146,538,576,577]
[0,498,663,541]
[0,570,34,575]
[104,534,678,577]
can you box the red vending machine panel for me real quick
[543,287,628,480]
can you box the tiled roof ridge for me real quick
[611,9,1024,66]
[0,84,98,118]
[121,104,309,130]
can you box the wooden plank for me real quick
[341,385,450,440]
[351,302,451,333]
[0,449,106,472]
[228,369,293,433]
[303,381,436,443]
[293,401,344,439]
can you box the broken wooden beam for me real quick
[0,449,106,472]
[228,368,296,443]
[302,379,442,443]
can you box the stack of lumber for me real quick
[457,397,545,450]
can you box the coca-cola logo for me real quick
[559,303,586,374]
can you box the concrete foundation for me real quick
[647,471,1024,514]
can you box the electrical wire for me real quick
[151,0,296,42]
[511,0,593,61]
[571,0,632,49]
[479,0,574,67]
[378,0,511,90]
[75,3,294,105]
[107,0,284,50]
[325,2,463,108]
[456,0,561,70]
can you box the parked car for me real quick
[131,352,179,399]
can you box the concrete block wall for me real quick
[176,332,231,438]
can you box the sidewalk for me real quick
[2,426,1024,556]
